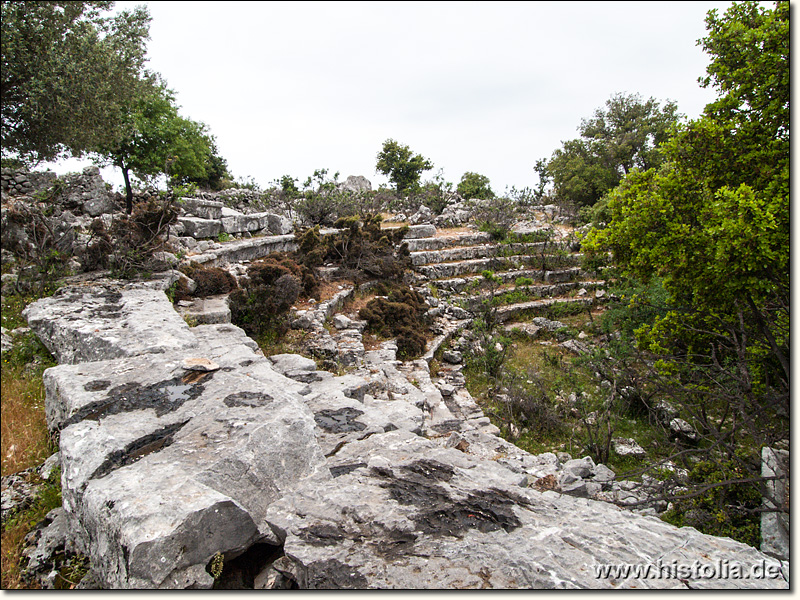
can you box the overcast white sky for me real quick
[49,1,744,193]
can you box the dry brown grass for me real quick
[1,364,57,589]
[345,291,378,316]
[293,280,352,310]
[1,370,53,477]
[435,226,474,237]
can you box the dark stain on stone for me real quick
[400,459,454,483]
[329,462,367,478]
[369,526,419,560]
[89,419,190,481]
[430,419,463,434]
[86,289,124,320]
[412,490,522,536]
[65,375,209,427]
[84,380,111,392]
[239,360,254,367]
[371,461,522,538]
[305,559,369,590]
[383,423,398,432]
[298,522,351,546]
[223,391,274,408]
[314,408,366,433]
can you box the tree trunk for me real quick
[120,163,133,214]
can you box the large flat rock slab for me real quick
[265,431,788,590]
[23,283,198,364]
[43,323,329,588]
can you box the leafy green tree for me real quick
[375,139,433,195]
[182,142,231,191]
[583,0,788,528]
[546,138,619,208]
[457,171,494,200]
[98,83,214,213]
[547,93,681,207]
[1,1,151,164]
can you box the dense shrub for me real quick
[661,458,762,548]
[294,215,410,282]
[177,262,238,299]
[359,283,429,359]
[457,171,494,200]
[229,254,317,341]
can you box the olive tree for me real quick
[1,1,151,164]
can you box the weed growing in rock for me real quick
[0,468,62,588]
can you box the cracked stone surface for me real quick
[22,248,789,589]
[265,431,788,589]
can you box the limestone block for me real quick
[404,224,437,239]
[182,198,223,220]
[221,212,270,234]
[43,329,328,588]
[178,217,222,239]
[23,284,199,365]
[267,213,293,235]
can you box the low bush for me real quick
[498,371,564,439]
[229,254,317,343]
[294,215,410,282]
[177,262,238,300]
[661,458,762,548]
[81,219,114,272]
[359,283,429,359]
[109,197,178,279]
[2,202,73,294]
[471,196,518,241]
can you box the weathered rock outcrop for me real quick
[22,277,789,589]
[22,283,198,365]
[266,431,787,589]
[36,292,328,587]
